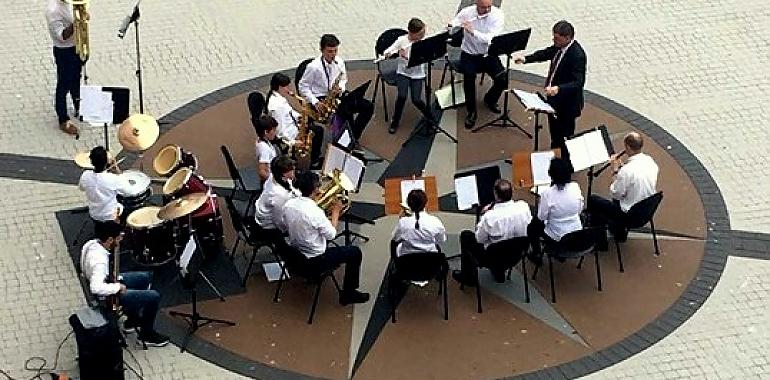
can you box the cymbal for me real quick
[157,192,208,220]
[118,114,159,151]
[74,150,114,169]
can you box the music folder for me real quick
[511,89,555,114]
[322,143,366,192]
[565,125,615,172]
[453,165,501,210]
[512,149,561,189]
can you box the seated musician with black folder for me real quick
[587,132,659,250]
[281,171,370,305]
[253,156,297,242]
[391,189,447,273]
[80,221,168,346]
[298,34,374,146]
[453,179,532,285]
[78,146,131,224]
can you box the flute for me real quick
[449,13,489,28]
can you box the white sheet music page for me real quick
[80,85,114,125]
[322,144,346,177]
[512,89,555,113]
[180,236,196,276]
[585,129,610,165]
[338,130,352,148]
[400,179,425,205]
[565,137,590,172]
[531,151,555,185]
[454,175,478,210]
[342,155,365,192]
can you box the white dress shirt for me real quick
[538,182,584,241]
[80,239,122,297]
[267,93,300,141]
[78,170,131,222]
[392,211,447,257]
[610,153,659,212]
[298,56,348,106]
[255,174,297,231]
[256,140,278,165]
[45,0,74,48]
[383,34,426,79]
[476,200,532,248]
[282,197,336,258]
[451,5,504,55]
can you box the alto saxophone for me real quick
[313,72,344,124]
[67,0,90,62]
[288,93,314,160]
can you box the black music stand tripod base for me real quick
[169,287,235,353]
[332,212,373,246]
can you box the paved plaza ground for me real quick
[0,1,768,379]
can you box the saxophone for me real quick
[67,0,90,62]
[288,93,314,160]
[312,72,344,124]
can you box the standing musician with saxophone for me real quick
[80,221,169,347]
[298,34,374,147]
[266,73,325,168]
[45,0,86,137]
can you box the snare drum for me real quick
[126,206,175,266]
[153,144,198,177]
[162,167,210,198]
[117,170,152,211]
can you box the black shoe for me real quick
[339,290,370,305]
[528,251,543,267]
[464,112,477,129]
[388,125,397,134]
[452,270,477,287]
[122,318,139,334]
[139,330,169,347]
[485,101,501,114]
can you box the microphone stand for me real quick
[119,5,145,113]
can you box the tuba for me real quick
[314,169,354,215]
[67,0,90,62]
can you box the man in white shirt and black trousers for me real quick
[453,179,533,285]
[80,221,169,346]
[587,132,659,250]
[281,171,370,305]
[299,34,374,146]
[450,0,507,129]
[45,0,83,137]
[78,146,132,225]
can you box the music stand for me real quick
[564,125,615,198]
[169,234,235,353]
[472,28,532,135]
[403,32,458,146]
[79,85,130,150]
[509,89,555,151]
[322,143,374,245]
[383,176,439,215]
[453,165,501,223]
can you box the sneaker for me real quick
[122,318,139,334]
[138,330,169,347]
[451,270,477,287]
[339,290,370,305]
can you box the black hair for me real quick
[270,156,296,190]
[267,73,292,111]
[294,170,320,197]
[493,179,513,202]
[255,115,278,141]
[94,221,122,242]
[89,146,109,173]
[548,157,573,190]
[320,34,340,49]
[553,20,575,38]
[407,18,425,34]
[406,189,428,229]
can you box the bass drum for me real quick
[125,206,175,267]
[153,144,198,177]
[173,195,223,259]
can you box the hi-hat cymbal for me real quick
[74,150,114,169]
[157,192,208,220]
[118,113,159,151]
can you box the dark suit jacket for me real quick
[525,40,586,117]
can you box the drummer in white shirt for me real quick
[78,146,131,223]
[381,18,438,134]
[253,156,297,243]
[266,73,325,168]
[391,189,448,277]
[254,115,280,183]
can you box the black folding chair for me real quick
[220,145,260,216]
[462,237,531,313]
[534,228,603,303]
[371,28,408,121]
[613,191,664,272]
[387,240,448,322]
[295,58,314,93]
[224,197,277,287]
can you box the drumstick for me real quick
[107,157,127,171]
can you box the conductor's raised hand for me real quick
[514,54,526,64]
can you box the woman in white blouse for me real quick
[254,115,279,183]
[391,189,447,276]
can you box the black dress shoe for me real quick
[452,270,477,287]
[464,112,477,129]
[388,125,397,134]
[485,101,502,114]
[339,290,370,305]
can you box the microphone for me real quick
[117,14,132,39]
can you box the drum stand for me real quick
[173,215,226,302]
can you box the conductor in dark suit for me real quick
[515,20,586,153]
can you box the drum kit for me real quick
[73,114,223,267]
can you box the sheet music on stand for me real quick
[454,176,478,210]
[399,178,425,205]
[531,150,555,185]
[180,236,196,277]
[322,143,366,192]
[80,85,115,126]
[565,125,615,172]
[453,165,501,210]
[511,89,555,114]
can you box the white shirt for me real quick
[256,140,278,165]
[255,174,297,231]
[538,182,584,241]
[298,56,348,106]
[392,211,447,257]
[610,153,659,212]
[80,239,122,297]
[383,34,426,79]
[267,93,300,141]
[282,197,336,258]
[451,5,504,55]
[476,200,532,248]
[78,170,131,222]
[45,0,74,48]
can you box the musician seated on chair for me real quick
[253,156,297,242]
[391,189,448,277]
[381,18,438,134]
[587,132,659,250]
[298,34,374,145]
[527,157,584,264]
[78,146,131,223]
[281,171,370,305]
[453,179,532,285]
[266,73,325,168]
[254,115,280,183]
[80,221,168,347]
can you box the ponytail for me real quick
[414,210,420,230]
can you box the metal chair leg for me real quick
[651,218,661,256]
[594,249,603,291]
[548,255,556,303]
[372,74,380,106]
[241,246,259,287]
[389,269,397,323]
[616,238,624,272]
[475,270,482,314]
[308,277,326,324]
[521,257,530,303]
[442,276,449,320]
[577,256,584,269]
[440,64,448,87]
[381,79,389,122]
[273,269,285,303]
[230,237,241,260]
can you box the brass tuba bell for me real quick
[66,0,90,62]
[314,169,354,215]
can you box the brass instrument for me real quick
[292,94,314,160]
[311,72,345,124]
[67,0,90,62]
[108,237,122,314]
[400,203,413,217]
[314,169,354,215]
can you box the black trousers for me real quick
[391,74,433,129]
[308,123,324,164]
[525,218,557,256]
[53,46,82,124]
[458,230,524,283]
[547,111,577,155]
[587,195,627,244]
[336,94,374,141]
[307,245,363,292]
[460,52,507,114]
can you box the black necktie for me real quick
[546,49,563,87]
